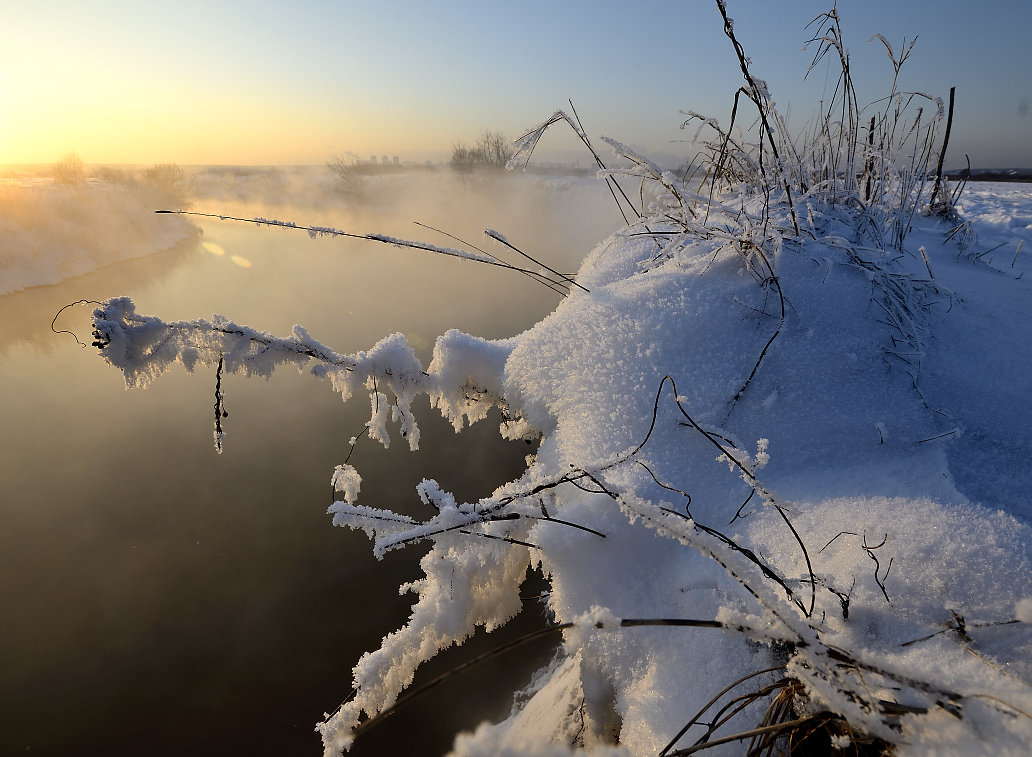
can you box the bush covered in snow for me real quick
[91,3,1031,755]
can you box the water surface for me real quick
[0,169,618,755]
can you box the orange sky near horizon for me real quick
[0,62,454,166]
[0,2,469,166]
[3,1,1030,169]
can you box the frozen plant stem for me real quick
[715,0,799,236]
[155,210,584,295]
[929,86,957,212]
[213,355,228,454]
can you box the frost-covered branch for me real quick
[508,104,640,225]
[156,210,582,295]
[92,297,515,455]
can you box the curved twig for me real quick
[51,299,103,347]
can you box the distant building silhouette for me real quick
[369,155,377,165]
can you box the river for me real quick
[0,167,618,755]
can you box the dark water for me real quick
[0,172,617,756]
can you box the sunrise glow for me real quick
[2,1,1029,168]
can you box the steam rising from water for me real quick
[0,176,197,297]
[2,165,622,352]
[173,166,624,350]
[187,165,622,278]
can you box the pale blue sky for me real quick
[2,0,1028,167]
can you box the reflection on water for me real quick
[0,234,202,353]
[201,240,227,256]
[0,171,618,755]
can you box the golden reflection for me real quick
[202,241,249,267]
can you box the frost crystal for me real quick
[331,464,361,504]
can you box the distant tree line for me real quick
[944,167,1032,182]
[326,153,361,193]
[50,152,192,208]
[450,130,514,173]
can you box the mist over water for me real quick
[0,171,198,297]
[0,167,620,755]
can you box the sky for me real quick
[2,0,1029,169]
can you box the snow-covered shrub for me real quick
[140,162,193,211]
[52,151,86,185]
[90,3,1032,755]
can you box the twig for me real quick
[971,241,1007,262]
[51,299,103,347]
[156,210,576,292]
[915,428,958,445]
[715,1,799,235]
[919,246,935,279]
[900,617,1020,647]
[637,460,693,512]
[348,622,573,740]
[213,355,228,454]
[483,228,589,293]
[567,98,643,225]
[647,375,817,616]
[725,240,786,416]
[620,618,724,629]
[728,489,756,525]
[862,533,893,603]
[524,514,607,539]
[668,715,817,755]
[929,86,956,212]
[415,221,571,296]
[659,667,787,757]
[819,531,858,552]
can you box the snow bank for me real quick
[0,178,196,295]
